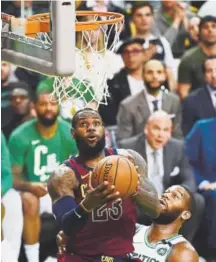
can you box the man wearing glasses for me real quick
[99,38,147,126]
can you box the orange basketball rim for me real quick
[2,11,124,38]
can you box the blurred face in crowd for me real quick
[11,89,31,116]
[1,62,11,83]
[35,93,59,126]
[154,185,192,225]
[188,17,200,42]
[144,111,172,150]
[143,60,166,94]
[132,5,153,33]
[200,21,216,46]
[161,0,177,10]
[204,58,216,88]
[122,43,145,71]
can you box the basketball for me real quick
[91,155,138,198]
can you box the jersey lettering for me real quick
[34,145,48,176]
[34,145,59,181]
[101,256,114,262]
[80,184,88,198]
[130,253,160,262]
[92,200,123,222]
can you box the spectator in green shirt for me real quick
[8,89,78,262]
[178,15,216,99]
[1,132,23,262]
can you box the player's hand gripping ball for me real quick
[91,155,138,198]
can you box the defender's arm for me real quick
[119,149,161,219]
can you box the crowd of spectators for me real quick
[1,1,216,262]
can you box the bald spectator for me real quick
[118,111,204,242]
[116,60,183,140]
[178,15,216,99]
[154,0,194,58]
[182,56,216,136]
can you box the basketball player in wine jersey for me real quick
[47,108,160,262]
[129,185,199,262]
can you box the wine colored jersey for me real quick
[64,148,137,256]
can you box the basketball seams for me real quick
[92,155,137,198]
[121,158,133,198]
[113,157,120,186]
[98,158,111,185]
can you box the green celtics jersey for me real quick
[129,224,188,262]
[1,132,13,196]
[8,118,78,182]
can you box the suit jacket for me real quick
[118,134,196,193]
[182,86,216,136]
[185,118,216,185]
[99,69,131,126]
[116,89,183,140]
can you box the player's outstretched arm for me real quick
[168,242,199,262]
[118,149,161,219]
[47,164,120,236]
[134,177,161,219]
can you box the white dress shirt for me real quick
[146,90,163,114]
[146,141,164,196]
[207,85,216,110]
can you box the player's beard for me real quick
[37,112,58,127]
[152,209,182,225]
[75,134,106,159]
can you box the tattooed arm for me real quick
[47,164,120,236]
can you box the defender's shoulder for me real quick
[168,241,199,262]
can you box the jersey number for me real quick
[92,200,123,222]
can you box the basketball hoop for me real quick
[4,11,124,109]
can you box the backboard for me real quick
[1,1,75,77]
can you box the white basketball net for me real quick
[36,14,124,109]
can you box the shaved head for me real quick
[143,59,165,72]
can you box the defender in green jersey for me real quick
[8,91,78,262]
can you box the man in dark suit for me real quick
[185,118,216,261]
[99,38,146,126]
[118,111,205,242]
[182,56,216,136]
[116,59,183,140]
